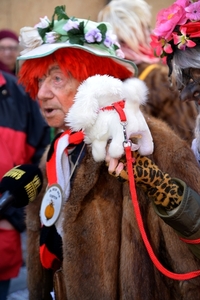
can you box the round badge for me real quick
[40,184,63,227]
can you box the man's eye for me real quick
[38,78,45,86]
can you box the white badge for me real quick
[40,184,63,227]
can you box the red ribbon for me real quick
[46,130,84,185]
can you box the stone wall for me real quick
[0,0,175,35]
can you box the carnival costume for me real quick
[17,5,200,299]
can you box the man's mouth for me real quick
[45,108,54,113]
[43,108,56,117]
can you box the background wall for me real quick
[146,0,174,27]
[0,0,174,36]
[0,0,107,34]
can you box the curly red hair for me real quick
[18,48,133,99]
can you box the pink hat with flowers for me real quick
[151,0,200,74]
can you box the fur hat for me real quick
[0,29,18,42]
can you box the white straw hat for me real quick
[17,5,137,76]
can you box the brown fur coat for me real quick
[26,115,200,300]
[139,62,198,145]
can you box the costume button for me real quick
[1,89,7,95]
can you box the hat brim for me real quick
[17,42,137,76]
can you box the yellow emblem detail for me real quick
[45,201,55,220]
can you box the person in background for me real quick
[0,29,19,76]
[0,28,57,143]
[0,70,50,300]
[150,0,200,165]
[98,0,198,145]
[15,5,200,299]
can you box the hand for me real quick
[106,151,184,210]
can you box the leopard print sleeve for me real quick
[114,152,184,210]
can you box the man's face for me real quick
[0,38,19,71]
[37,65,80,131]
[178,68,200,104]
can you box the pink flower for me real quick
[163,41,173,54]
[176,0,190,8]
[153,3,187,39]
[172,27,196,50]
[150,35,163,56]
[150,34,172,57]
[185,2,200,21]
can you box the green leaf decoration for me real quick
[97,23,107,40]
[67,30,85,45]
[113,44,119,51]
[68,34,85,45]
[37,27,49,40]
[54,6,69,21]
[79,21,85,35]
[67,21,85,45]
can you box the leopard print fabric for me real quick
[116,152,184,210]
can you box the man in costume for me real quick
[17,5,200,299]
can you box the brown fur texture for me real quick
[26,115,200,300]
[139,62,198,145]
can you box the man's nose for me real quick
[37,79,53,101]
[180,82,200,102]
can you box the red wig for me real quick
[18,48,133,99]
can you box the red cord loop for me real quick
[103,100,200,280]
[125,146,200,280]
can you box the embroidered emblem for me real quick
[40,184,63,227]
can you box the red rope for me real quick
[179,237,200,244]
[101,98,200,279]
[100,100,126,122]
[125,145,200,280]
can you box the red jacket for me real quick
[0,71,50,232]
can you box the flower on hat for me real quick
[172,26,196,49]
[35,16,51,29]
[85,28,102,43]
[62,19,79,31]
[19,5,123,58]
[185,1,200,20]
[19,27,43,55]
[45,32,59,44]
[153,3,187,40]
[150,0,200,59]
[150,34,173,57]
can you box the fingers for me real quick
[107,157,120,174]
[106,156,128,182]
[105,150,142,182]
[114,162,124,176]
